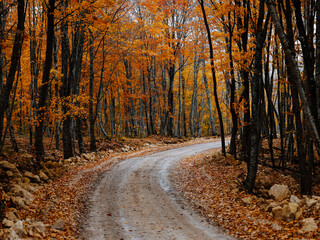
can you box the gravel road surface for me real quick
[80,141,235,240]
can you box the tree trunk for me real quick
[89,35,96,151]
[267,0,320,161]
[34,0,55,162]
[198,0,226,155]
[60,0,73,159]
[225,15,238,158]
[167,64,175,137]
[245,1,269,192]
[0,0,25,151]
[190,55,200,137]
[317,0,320,121]
[202,59,216,136]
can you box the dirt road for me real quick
[80,141,234,240]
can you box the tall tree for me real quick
[0,0,26,151]
[245,0,269,192]
[35,0,56,162]
[198,0,226,155]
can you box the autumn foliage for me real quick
[1,0,320,226]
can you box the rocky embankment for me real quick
[0,150,117,239]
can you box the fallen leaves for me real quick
[173,149,320,239]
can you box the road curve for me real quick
[80,141,234,240]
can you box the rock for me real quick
[21,153,34,162]
[0,229,20,240]
[266,202,278,212]
[282,203,299,222]
[23,171,40,183]
[41,166,54,179]
[306,198,317,209]
[269,184,291,201]
[20,183,37,193]
[260,189,269,199]
[39,171,49,181]
[11,220,26,238]
[280,200,289,207]
[295,208,303,220]
[300,218,318,232]
[271,222,282,230]
[272,206,283,220]
[22,177,30,184]
[11,197,27,209]
[0,161,22,179]
[6,211,19,221]
[0,161,17,171]
[51,219,65,231]
[81,153,91,161]
[12,184,34,202]
[43,156,56,162]
[2,219,14,228]
[312,195,320,201]
[29,221,46,235]
[257,175,273,190]
[241,197,252,204]
[290,195,301,204]
[45,161,62,169]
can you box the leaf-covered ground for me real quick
[13,137,214,239]
[173,148,320,239]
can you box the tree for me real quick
[0,0,26,152]
[244,0,269,192]
[198,0,226,155]
[35,0,56,162]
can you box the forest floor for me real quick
[173,143,320,239]
[0,135,217,239]
[1,136,320,239]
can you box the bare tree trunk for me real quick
[198,0,226,155]
[60,0,73,159]
[35,0,55,162]
[245,0,269,192]
[139,72,145,137]
[201,60,216,136]
[317,0,320,121]
[225,14,238,158]
[190,55,200,137]
[6,67,20,152]
[0,0,25,152]
[267,0,320,161]
[167,64,175,137]
[53,33,60,150]
[89,34,96,151]
[177,56,183,138]
[182,70,187,137]
[160,66,167,136]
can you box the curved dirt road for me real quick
[80,142,234,240]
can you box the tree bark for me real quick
[245,1,269,192]
[35,0,55,162]
[198,0,226,155]
[61,0,73,159]
[267,0,320,160]
[201,59,216,136]
[0,0,25,151]
[89,34,96,151]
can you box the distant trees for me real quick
[1,0,320,194]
